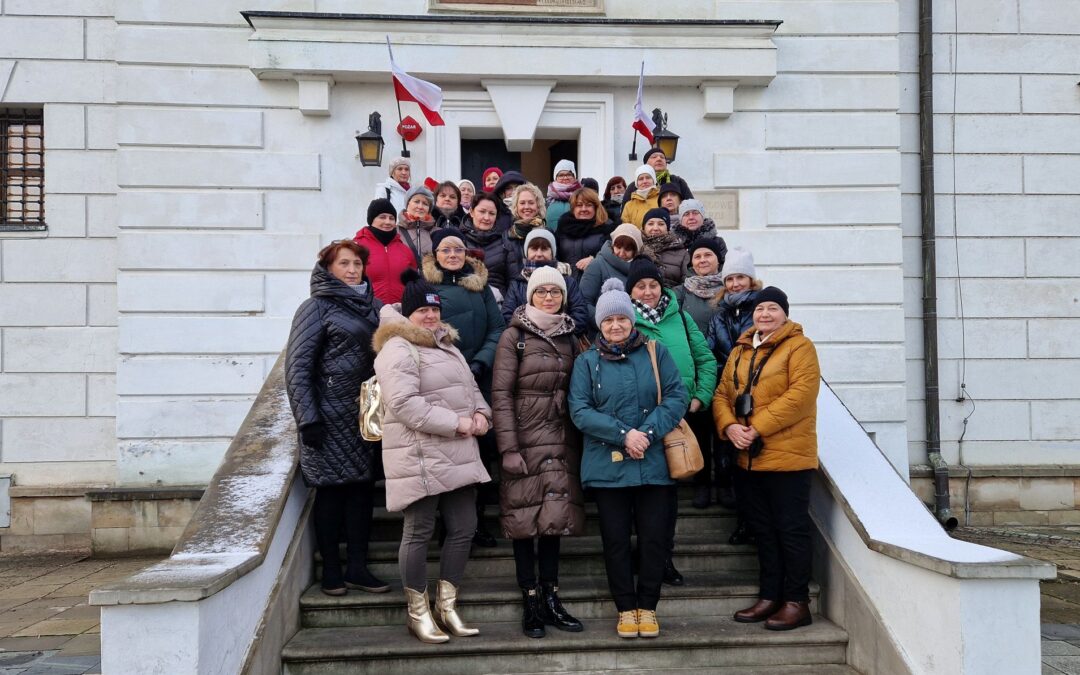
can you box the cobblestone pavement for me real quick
[953,526,1080,675]
[0,554,163,675]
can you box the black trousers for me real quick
[738,468,813,603]
[512,535,561,589]
[594,485,670,612]
[688,408,718,488]
[313,482,375,584]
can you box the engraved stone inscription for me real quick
[431,0,603,13]
[695,191,739,229]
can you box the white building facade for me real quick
[0,0,1077,537]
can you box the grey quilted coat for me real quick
[372,304,492,512]
[285,263,383,487]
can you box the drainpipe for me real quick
[918,0,958,531]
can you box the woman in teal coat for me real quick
[569,278,687,640]
[624,257,717,587]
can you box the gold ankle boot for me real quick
[405,587,449,643]
[433,579,479,637]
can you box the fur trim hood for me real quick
[421,254,490,293]
[372,303,460,353]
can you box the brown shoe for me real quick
[733,599,781,623]
[764,601,812,631]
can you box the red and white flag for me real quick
[632,61,654,145]
[387,36,445,126]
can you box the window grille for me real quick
[1,109,45,231]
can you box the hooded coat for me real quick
[632,288,718,407]
[491,307,586,539]
[457,219,519,295]
[556,212,615,280]
[353,226,418,304]
[712,320,820,473]
[374,179,408,213]
[492,171,528,233]
[620,187,660,229]
[285,264,383,487]
[372,304,492,512]
[569,338,687,489]
[579,241,634,320]
[420,254,506,372]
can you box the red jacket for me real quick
[353,226,418,304]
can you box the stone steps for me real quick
[299,571,820,628]
[512,667,860,675]
[281,615,849,675]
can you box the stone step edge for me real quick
[282,615,848,661]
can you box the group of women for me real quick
[284,151,822,645]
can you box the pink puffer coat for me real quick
[372,304,492,512]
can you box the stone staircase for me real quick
[281,488,855,674]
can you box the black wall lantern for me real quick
[355,111,386,167]
[651,108,680,164]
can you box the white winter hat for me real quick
[721,247,756,281]
[553,159,577,180]
[634,165,657,183]
[527,265,567,304]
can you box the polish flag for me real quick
[387,36,445,126]
[632,61,654,145]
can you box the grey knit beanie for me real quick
[524,228,557,257]
[721,247,756,280]
[403,185,433,208]
[594,277,635,325]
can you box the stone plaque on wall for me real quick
[696,191,739,229]
[430,0,604,14]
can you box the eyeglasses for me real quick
[534,287,564,298]
[437,247,466,255]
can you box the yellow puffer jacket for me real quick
[712,320,820,472]
[620,187,659,229]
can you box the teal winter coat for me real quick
[569,339,687,489]
[634,288,718,408]
[580,241,633,318]
[421,254,506,370]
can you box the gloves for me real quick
[470,361,485,380]
[300,423,325,450]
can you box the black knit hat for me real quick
[754,286,789,316]
[642,207,671,229]
[643,147,665,164]
[430,228,466,252]
[656,183,682,205]
[688,237,725,262]
[400,268,441,318]
[624,257,664,292]
[581,177,600,192]
[367,198,397,225]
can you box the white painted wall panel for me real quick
[775,37,899,73]
[88,284,118,327]
[115,0,313,26]
[117,150,319,189]
[43,105,86,150]
[117,191,263,230]
[118,274,264,313]
[766,189,900,226]
[2,60,114,104]
[118,357,264,395]
[118,317,290,355]
[955,115,1080,154]
[1023,156,1080,194]
[117,66,296,107]
[2,418,115,462]
[43,194,88,238]
[1018,0,1080,34]
[1028,321,1080,358]
[3,328,117,373]
[735,75,899,112]
[2,239,116,282]
[115,26,250,67]
[765,113,900,149]
[0,375,85,416]
[955,35,1080,74]
[1020,75,1080,114]
[116,398,254,438]
[119,233,317,271]
[0,17,83,59]
[0,285,87,327]
[43,151,116,194]
[117,109,263,148]
[954,195,1080,237]
[714,151,901,188]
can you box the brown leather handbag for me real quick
[646,341,704,480]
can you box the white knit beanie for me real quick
[553,159,577,180]
[526,265,567,303]
[635,165,657,183]
[721,247,756,281]
[388,156,410,176]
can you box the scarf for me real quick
[655,170,671,184]
[460,219,503,246]
[631,293,670,325]
[596,329,647,361]
[683,272,726,300]
[674,218,717,247]
[723,289,755,309]
[642,232,683,256]
[524,304,567,336]
[558,213,610,239]
[509,217,546,240]
[635,187,654,199]
[397,181,411,192]
[399,215,436,233]
[349,282,370,296]
[547,180,581,203]
[368,226,397,246]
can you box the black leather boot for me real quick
[539,582,583,632]
[521,587,546,638]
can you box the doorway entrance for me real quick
[460,138,579,191]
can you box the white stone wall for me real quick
[0,1,118,486]
[899,0,1080,466]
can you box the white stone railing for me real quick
[91,353,314,675]
[812,381,1055,674]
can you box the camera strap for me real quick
[733,345,772,398]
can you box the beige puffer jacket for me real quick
[372,304,492,512]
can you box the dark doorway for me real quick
[460,139,520,191]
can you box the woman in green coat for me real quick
[569,277,687,639]
[624,257,718,587]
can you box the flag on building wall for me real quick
[632,61,654,145]
[387,36,445,126]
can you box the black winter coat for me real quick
[434,205,466,230]
[458,219,519,295]
[707,289,760,365]
[556,212,615,281]
[285,264,383,487]
[501,263,590,336]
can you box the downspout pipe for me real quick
[918,0,958,531]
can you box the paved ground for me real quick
[0,554,163,674]
[0,532,1078,674]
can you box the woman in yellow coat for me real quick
[620,165,660,229]
[712,287,820,632]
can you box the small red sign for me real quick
[397,116,423,142]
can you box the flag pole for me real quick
[629,131,638,162]
[386,36,411,158]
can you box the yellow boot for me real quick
[617,609,639,638]
[434,579,479,637]
[405,587,449,644]
[637,609,660,638]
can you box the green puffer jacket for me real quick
[421,254,506,370]
[569,339,687,489]
[633,288,718,407]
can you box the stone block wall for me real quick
[88,488,203,555]
[910,468,1080,527]
[900,0,1080,466]
[0,2,118,488]
[0,487,93,553]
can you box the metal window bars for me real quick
[1,109,45,230]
